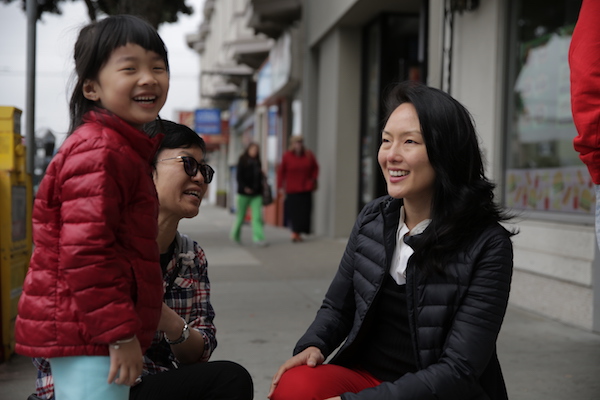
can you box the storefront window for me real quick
[504,0,591,215]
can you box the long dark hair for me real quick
[383,81,515,272]
[68,15,169,135]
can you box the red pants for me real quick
[270,364,383,400]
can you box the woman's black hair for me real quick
[239,142,262,165]
[383,81,515,272]
[147,120,206,163]
[68,15,169,135]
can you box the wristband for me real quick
[110,336,135,350]
[165,319,190,345]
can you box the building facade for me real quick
[188,0,598,332]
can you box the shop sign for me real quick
[194,108,221,135]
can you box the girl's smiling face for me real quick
[82,43,169,128]
[378,102,436,208]
[153,146,208,221]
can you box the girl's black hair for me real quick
[239,142,262,165]
[383,81,515,272]
[68,15,169,134]
[147,120,206,163]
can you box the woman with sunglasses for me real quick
[129,120,253,400]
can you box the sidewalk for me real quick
[2,204,600,399]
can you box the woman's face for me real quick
[378,103,436,207]
[153,146,208,221]
[292,139,303,152]
[248,144,259,158]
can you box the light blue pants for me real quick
[50,356,129,400]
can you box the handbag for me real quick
[261,174,273,206]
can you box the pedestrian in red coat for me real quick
[278,135,319,242]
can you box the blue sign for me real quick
[268,107,277,136]
[194,108,221,134]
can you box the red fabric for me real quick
[570,0,600,184]
[277,150,319,194]
[15,109,164,358]
[270,365,382,400]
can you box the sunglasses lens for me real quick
[182,157,198,177]
[201,165,214,183]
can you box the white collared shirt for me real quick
[389,207,431,285]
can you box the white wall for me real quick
[312,27,361,238]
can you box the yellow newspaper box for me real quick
[0,106,32,361]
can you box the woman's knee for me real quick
[210,361,254,400]
[270,365,335,400]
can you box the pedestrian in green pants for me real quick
[231,143,267,246]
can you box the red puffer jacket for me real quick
[277,150,319,194]
[16,109,164,358]
[570,0,600,184]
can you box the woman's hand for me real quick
[267,346,324,398]
[107,336,142,386]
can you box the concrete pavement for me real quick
[2,204,600,399]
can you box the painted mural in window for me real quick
[504,0,590,214]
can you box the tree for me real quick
[2,0,193,28]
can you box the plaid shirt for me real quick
[33,233,217,399]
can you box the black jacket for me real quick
[236,157,262,196]
[294,196,513,400]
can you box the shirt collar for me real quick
[399,206,431,238]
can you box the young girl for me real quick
[16,15,169,400]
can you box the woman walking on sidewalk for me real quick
[278,135,319,242]
[231,142,268,247]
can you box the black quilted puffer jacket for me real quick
[294,196,513,400]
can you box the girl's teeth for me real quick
[134,96,155,102]
[390,170,408,177]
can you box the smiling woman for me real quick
[151,120,211,229]
[138,120,252,400]
[269,81,516,400]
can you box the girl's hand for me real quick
[268,346,324,398]
[325,397,342,400]
[107,336,143,386]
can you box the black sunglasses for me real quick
[158,156,214,183]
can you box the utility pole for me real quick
[25,0,37,174]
